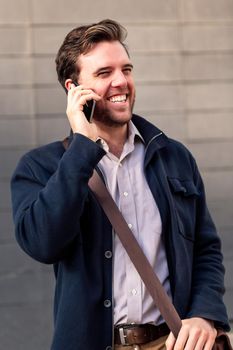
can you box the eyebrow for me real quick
[93,63,134,75]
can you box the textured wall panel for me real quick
[133,54,182,82]
[0,304,53,350]
[184,53,233,81]
[0,89,34,116]
[187,112,233,139]
[31,0,178,23]
[202,170,233,200]
[0,0,29,23]
[182,25,233,51]
[0,120,36,146]
[186,84,233,110]
[181,0,233,21]
[0,58,32,85]
[135,84,183,111]
[127,25,180,52]
[0,27,30,55]
[188,142,233,169]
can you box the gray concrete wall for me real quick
[0,0,232,348]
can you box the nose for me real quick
[111,71,127,88]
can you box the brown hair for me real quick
[55,19,128,91]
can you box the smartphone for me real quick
[72,81,96,122]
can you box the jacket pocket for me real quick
[168,177,200,241]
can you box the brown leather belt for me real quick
[114,323,170,345]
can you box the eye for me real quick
[97,70,111,77]
[123,67,133,75]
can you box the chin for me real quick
[94,108,132,127]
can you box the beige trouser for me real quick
[114,335,168,350]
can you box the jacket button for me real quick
[104,299,111,308]
[106,347,112,350]
[105,250,112,259]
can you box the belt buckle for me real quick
[119,327,128,346]
[118,323,141,348]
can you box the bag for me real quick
[213,329,232,350]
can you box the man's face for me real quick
[78,40,135,127]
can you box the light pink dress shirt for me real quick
[97,121,171,326]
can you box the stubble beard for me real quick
[93,100,135,128]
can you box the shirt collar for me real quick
[127,120,145,146]
[97,120,144,154]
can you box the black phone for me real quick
[72,81,96,122]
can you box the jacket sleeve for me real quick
[186,157,230,331]
[11,134,106,264]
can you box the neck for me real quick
[95,122,128,158]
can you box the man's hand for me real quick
[165,317,217,350]
[66,83,101,141]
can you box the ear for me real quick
[65,79,74,91]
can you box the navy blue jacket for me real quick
[11,115,230,350]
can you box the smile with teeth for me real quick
[108,94,127,103]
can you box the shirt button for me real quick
[128,223,133,229]
[123,191,128,197]
[131,289,137,296]
[105,250,112,259]
[104,299,111,308]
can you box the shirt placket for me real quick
[117,161,142,323]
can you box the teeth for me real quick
[109,94,127,103]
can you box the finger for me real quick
[183,328,203,350]
[85,92,101,102]
[70,83,84,90]
[192,332,214,350]
[76,89,101,101]
[74,95,98,111]
[67,89,90,110]
[68,87,101,103]
[67,84,83,99]
[165,332,176,350]
[173,326,189,350]
[203,332,216,350]
[68,87,88,98]
[68,83,82,92]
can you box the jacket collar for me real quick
[67,114,169,154]
[132,114,169,157]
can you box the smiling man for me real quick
[64,39,135,157]
[11,19,230,350]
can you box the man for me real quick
[11,19,230,350]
